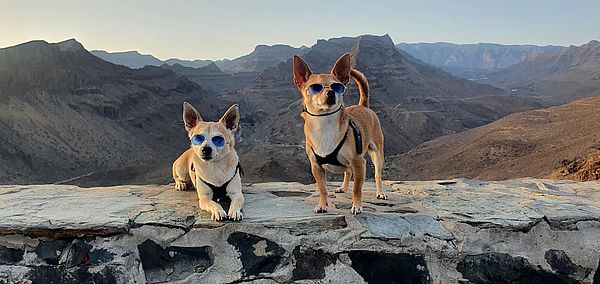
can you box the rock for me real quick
[292,246,335,280]
[35,240,67,265]
[457,252,579,284]
[58,239,92,268]
[545,249,591,280]
[227,232,285,276]
[0,179,599,283]
[0,245,23,265]
[348,251,430,284]
[137,239,213,283]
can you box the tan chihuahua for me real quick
[293,53,387,215]
[172,102,244,221]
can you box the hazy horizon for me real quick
[2,0,599,60]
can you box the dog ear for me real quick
[220,104,240,133]
[331,53,352,84]
[293,55,312,88]
[183,102,202,131]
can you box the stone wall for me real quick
[1,179,600,283]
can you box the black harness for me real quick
[305,107,363,168]
[191,162,244,202]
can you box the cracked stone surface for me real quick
[0,178,599,283]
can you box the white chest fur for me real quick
[193,152,239,186]
[305,114,345,157]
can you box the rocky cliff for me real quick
[1,179,599,283]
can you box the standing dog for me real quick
[172,102,244,221]
[293,53,387,215]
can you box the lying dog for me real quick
[172,102,244,221]
[293,53,387,215]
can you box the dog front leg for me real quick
[311,164,328,213]
[226,177,244,221]
[195,183,227,221]
[350,157,366,215]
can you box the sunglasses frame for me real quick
[307,83,346,95]
[190,134,227,147]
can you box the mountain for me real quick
[231,35,543,182]
[397,42,566,79]
[486,40,600,103]
[92,44,308,73]
[0,39,222,185]
[163,58,214,69]
[91,50,213,69]
[386,94,600,181]
[160,63,254,91]
[90,50,164,68]
[216,44,309,73]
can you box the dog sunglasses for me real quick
[191,134,226,147]
[307,83,346,95]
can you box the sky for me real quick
[1,0,599,60]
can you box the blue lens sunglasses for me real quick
[307,83,346,95]
[191,135,226,147]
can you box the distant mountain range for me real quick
[486,40,600,103]
[397,42,566,78]
[91,44,308,74]
[387,93,600,181]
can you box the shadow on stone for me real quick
[347,250,430,284]
[292,246,335,280]
[227,232,285,277]
[0,245,23,265]
[545,249,591,280]
[59,239,92,268]
[457,252,579,284]
[270,191,311,198]
[35,240,67,265]
[137,239,213,283]
[26,265,121,284]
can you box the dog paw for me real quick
[350,206,363,215]
[376,192,388,200]
[314,204,328,213]
[228,209,243,221]
[334,187,346,193]
[174,182,187,191]
[210,208,228,221]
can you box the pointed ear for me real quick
[331,53,352,84]
[220,104,240,133]
[293,55,312,88]
[182,102,202,131]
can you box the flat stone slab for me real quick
[1,178,600,237]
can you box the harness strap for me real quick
[191,162,243,202]
[312,119,363,167]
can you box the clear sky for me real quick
[1,0,599,60]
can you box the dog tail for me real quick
[350,69,369,108]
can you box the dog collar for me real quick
[302,105,342,117]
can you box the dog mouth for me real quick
[200,155,213,161]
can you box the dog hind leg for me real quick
[335,169,352,193]
[368,147,387,200]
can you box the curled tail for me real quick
[350,69,369,108]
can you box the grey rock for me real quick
[0,179,599,283]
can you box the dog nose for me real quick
[201,147,212,155]
[326,90,336,105]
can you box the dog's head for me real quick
[293,53,352,115]
[182,102,240,162]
